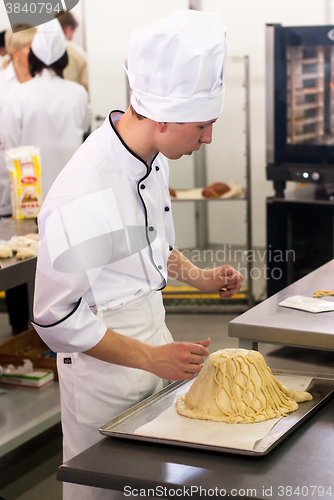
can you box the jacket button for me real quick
[169,245,173,251]
[149,226,154,231]
[155,166,160,171]
[164,206,170,212]
[140,184,146,189]
[158,265,162,270]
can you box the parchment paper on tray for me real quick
[133,374,313,451]
[279,295,334,313]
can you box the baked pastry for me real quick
[169,187,177,198]
[202,182,230,198]
[16,242,38,260]
[176,348,312,423]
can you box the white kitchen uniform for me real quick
[0,67,89,198]
[0,61,19,215]
[33,111,175,499]
[0,61,19,105]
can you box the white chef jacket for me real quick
[0,61,19,107]
[0,61,19,215]
[0,68,89,198]
[33,111,175,354]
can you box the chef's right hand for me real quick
[149,338,210,381]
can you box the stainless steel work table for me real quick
[0,219,61,456]
[0,382,60,457]
[0,217,38,321]
[228,260,334,351]
[57,394,334,499]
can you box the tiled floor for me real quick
[0,308,333,499]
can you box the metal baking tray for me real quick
[99,370,334,456]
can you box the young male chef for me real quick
[33,9,243,500]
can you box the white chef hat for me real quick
[127,9,227,123]
[31,18,66,66]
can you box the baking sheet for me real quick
[99,371,334,456]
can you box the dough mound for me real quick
[176,349,313,423]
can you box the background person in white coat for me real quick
[0,24,37,217]
[0,18,89,198]
[0,25,38,337]
[32,10,243,500]
[0,19,89,338]
[56,9,88,91]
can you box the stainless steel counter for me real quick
[229,260,334,351]
[56,261,334,497]
[0,219,61,457]
[57,393,334,499]
[0,382,60,458]
[0,218,38,321]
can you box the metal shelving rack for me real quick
[167,55,254,310]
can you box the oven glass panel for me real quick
[287,45,334,146]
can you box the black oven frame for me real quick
[266,23,334,196]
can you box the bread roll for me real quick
[202,182,230,198]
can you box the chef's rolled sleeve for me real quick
[32,296,107,353]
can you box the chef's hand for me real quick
[149,338,211,381]
[199,265,243,299]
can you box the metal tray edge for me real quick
[99,370,334,456]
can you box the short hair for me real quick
[130,105,146,121]
[28,49,68,78]
[56,10,78,31]
[0,30,5,49]
[5,24,36,53]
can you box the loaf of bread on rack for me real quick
[202,182,231,198]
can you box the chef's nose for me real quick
[200,124,213,144]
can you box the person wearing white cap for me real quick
[0,18,89,197]
[32,10,243,500]
[0,24,37,217]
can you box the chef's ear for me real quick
[156,122,168,133]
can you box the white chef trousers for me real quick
[58,291,173,500]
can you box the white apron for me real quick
[58,291,173,500]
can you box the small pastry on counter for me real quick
[202,182,231,198]
[6,236,37,253]
[16,244,38,260]
[0,244,13,259]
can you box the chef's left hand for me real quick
[199,265,244,299]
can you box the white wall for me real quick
[81,0,332,249]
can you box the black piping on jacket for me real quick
[32,297,82,328]
[109,112,167,291]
